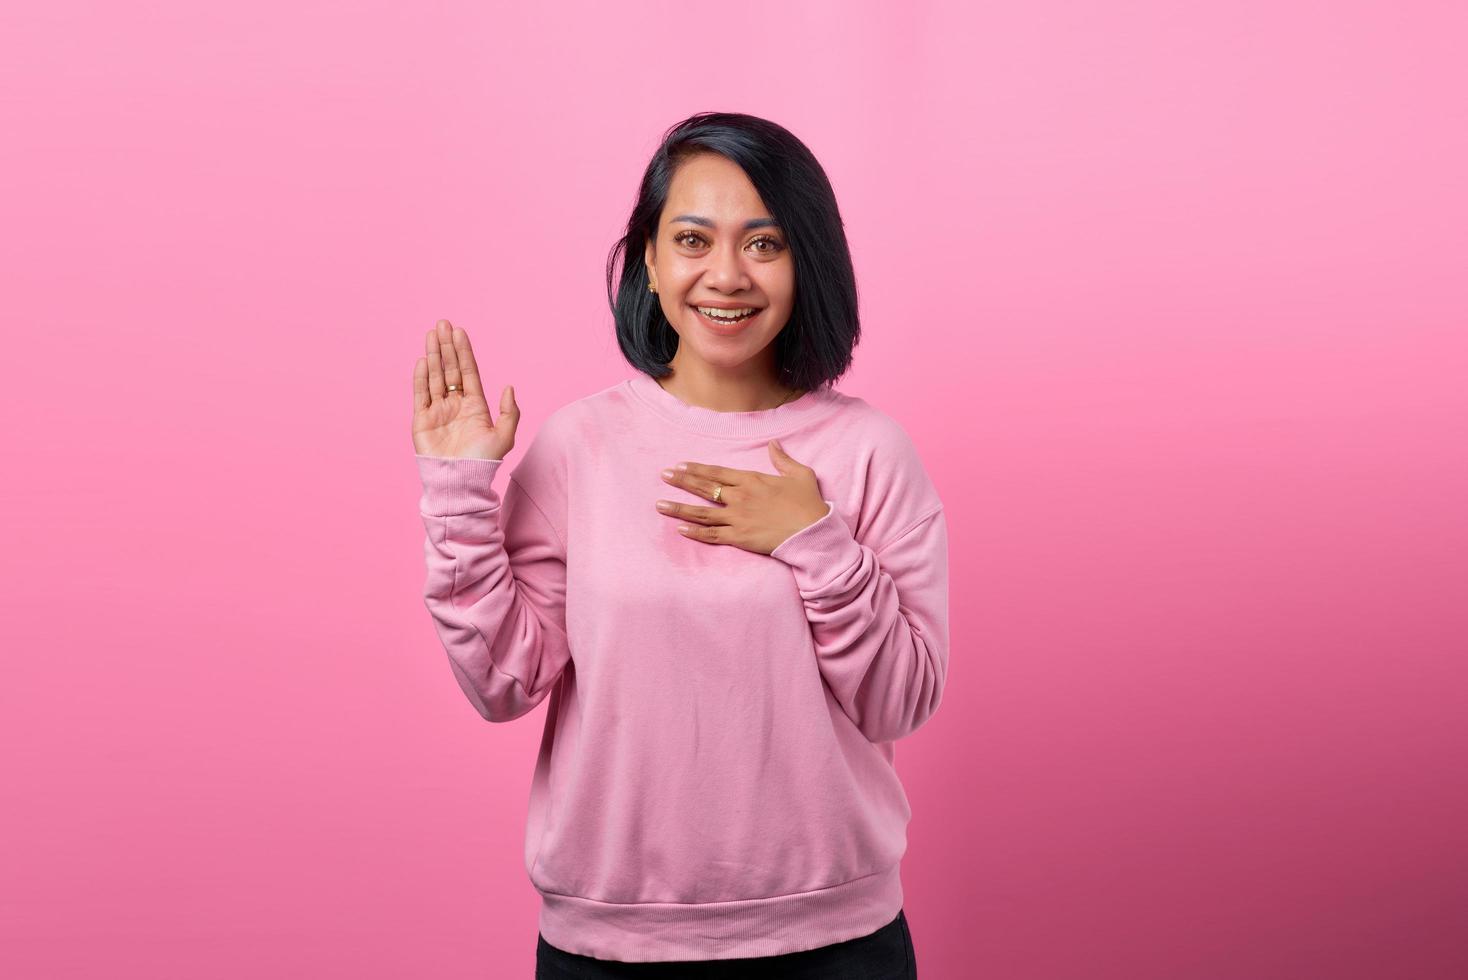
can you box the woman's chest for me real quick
[558,444,836,657]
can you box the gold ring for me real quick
[711,485,722,503]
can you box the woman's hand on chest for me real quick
[653,439,831,556]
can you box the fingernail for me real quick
[656,501,671,511]
[674,462,688,471]
[661,469,675,479]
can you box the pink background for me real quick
[3,1,1464,977]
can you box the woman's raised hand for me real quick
[412,319,519,461]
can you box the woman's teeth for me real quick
[695,306,758,322]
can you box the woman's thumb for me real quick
[500,384,518,419]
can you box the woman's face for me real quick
[644,152,795,377]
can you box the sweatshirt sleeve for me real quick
[770,501,949,743]
[416,452,572,722]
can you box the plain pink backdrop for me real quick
[3,1,1464,978]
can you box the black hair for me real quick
[605,111,860,392]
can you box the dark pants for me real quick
[535,908,916,979]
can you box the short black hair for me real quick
[605,111,860,392]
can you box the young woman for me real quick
[411,112,946,979]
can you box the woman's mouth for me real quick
[690,305,763,333]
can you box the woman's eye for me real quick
[674,232,784,254]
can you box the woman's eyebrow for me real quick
[669,214,781,231]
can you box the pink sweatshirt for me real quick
[414,372,949,962]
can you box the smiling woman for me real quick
[640,147,801,374]
[410,111,941,980]
[606,111,861,412]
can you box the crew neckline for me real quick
[626,372,842,438]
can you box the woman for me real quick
[411,112,945,978]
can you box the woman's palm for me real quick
[412,320,517,461]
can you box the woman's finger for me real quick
[676,461,754,487]
[425,327,446,400]
[684,474,736,504]
[436,319,463,395]
[662,467,739,504]
[413,356,430,412]
[450,324,486,401]
[656,499,731,525]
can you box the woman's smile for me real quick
[690,303,764,335]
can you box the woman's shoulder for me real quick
[514,379,626,451]
[825,388,934,466]
[818,387,947,551]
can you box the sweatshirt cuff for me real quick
[769,500,861,584]
[415,453,506,516]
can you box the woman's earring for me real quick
[648,282,657,293]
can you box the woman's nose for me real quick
[702,244,750,291]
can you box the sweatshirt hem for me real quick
[536,862,904,963]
